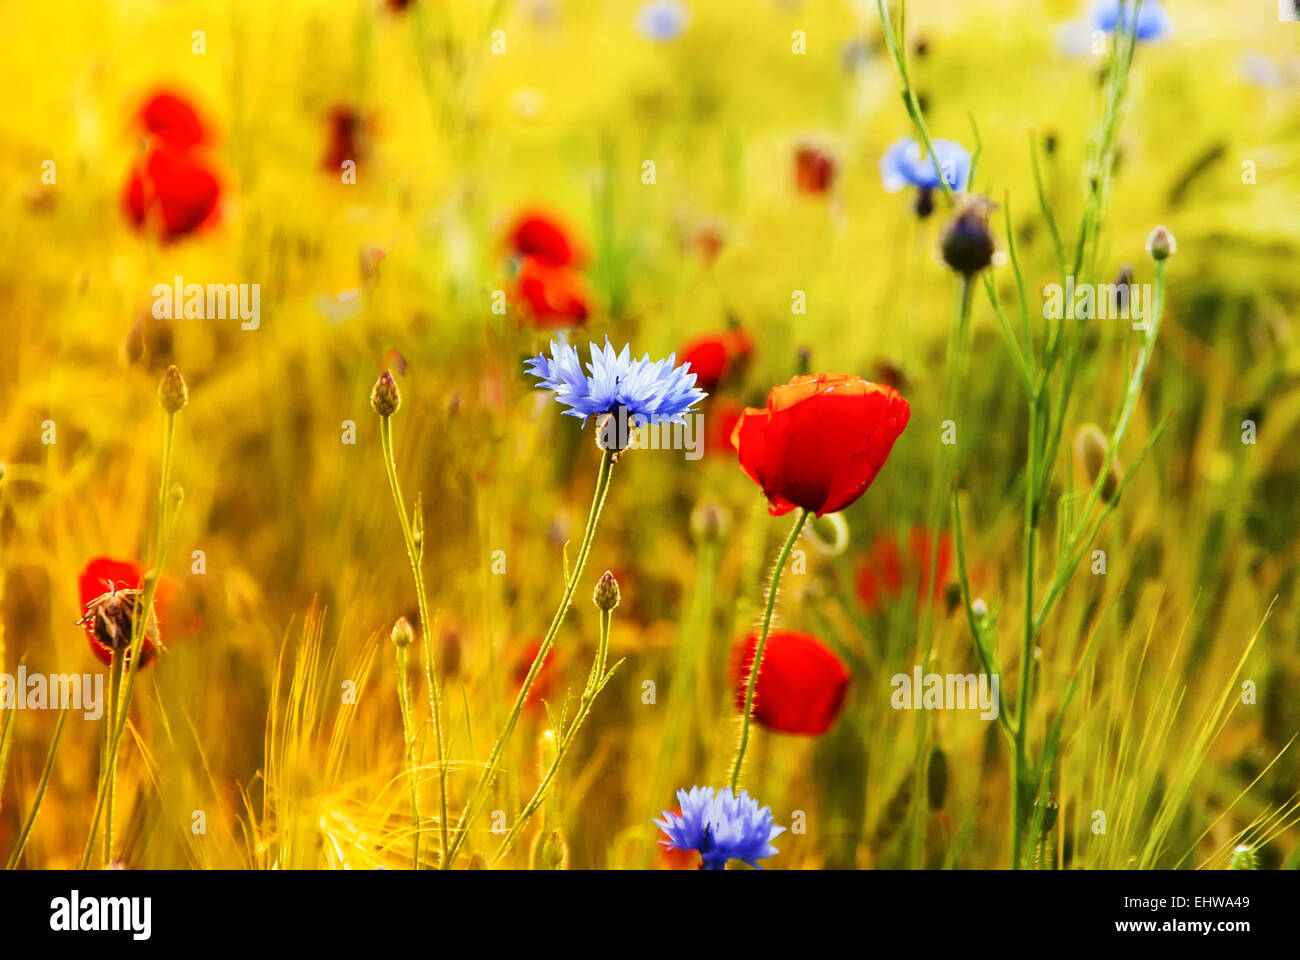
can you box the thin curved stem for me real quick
[729,508,809,792]
[444,449,614,868]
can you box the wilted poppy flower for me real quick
[78,557,168,668]
[515,255,591,328]
[679,328,754,394]
[795,143,837,195]
[855,527,953,614]
[731,374,910,517]
[514,639,558,713]
[123,145,221,240]
[730,630,849,735]
[507,210,582,267]
[138,91,207,149]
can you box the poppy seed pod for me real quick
[940,195,996,276]
[370,369,400,417]
[158,365,188,413]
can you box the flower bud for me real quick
[926,746,948,811]
[1145,225,1176,261]
[940,195,996,275]
[168,483,184,507]
[1035,793,1059,834]
[391,616,414,648]
[1075,423,1120,502]
[689,501,731,543]
[370,369,400,418]
[593,570,620,612]
[158,365,188,414]
[530,828,570,870]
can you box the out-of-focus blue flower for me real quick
[880,137,971,193]
[654,786,785,870]
[1090,0,1171,42]
[526,338,706,426]
[637,1,689,42]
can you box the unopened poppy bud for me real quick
[391,616,414,648]
[941,195,996,275]
[690,501,731,543]
[530,828,570,870]
[593,570,620,612]
[158,365,188,413]
[1145,225,1176,261]
[1075,423,1120,502]
[370,369,400,417]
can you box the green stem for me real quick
[445,449,615,868]
[379,415,448,866]
[6,708,69,869]
[729,508,809,793]
[492,606,618,864]
[395,644,422,868]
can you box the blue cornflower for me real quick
[880,137,972,195]
[1090,0,1171,42]
[637,1,689,42]
[526,338,706,426]
[655,786,785,870]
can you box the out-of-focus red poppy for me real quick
[731,374,910,517]
[703,398,743,459]
[507,210,582,267]
[795,144,836,195]
[680,328,754,394]
[730,630,849,735]
[322,104,367,174]
[855,527,953,614]
[660,842,701,870]
[123,145,221,240]
[513,639,558,713]
[78,557,172,668]
[138,91,206,149]
[515,255,591,328]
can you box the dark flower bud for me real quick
[530,828,570,870]
[158,365,189,414]
[690,501,731,543]
[370,369,400,417]
[940,195,996,276]
[926,746,948,811]
[914,186,935,219]
[1145,225,1176,261]
[593,570,620,612]
[1035,793,1059,834]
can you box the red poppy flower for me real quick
[730,630,849,735]
[515,255,591,328]
[507,210,582,267]
[78,557,170,668]
[138,91,206,149]
[680,328,754,394]
[123,145,221,240]
[703,398,743,460]
[513,639,558,713]
[855,527,953,614]
[795,144,836,195]
[731,374,910,517]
